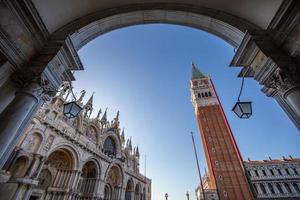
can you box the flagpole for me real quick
[191,131,206,200]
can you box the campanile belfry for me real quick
[190,63,254,200]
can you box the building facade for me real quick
[190,63,254,200]
[196,157,300,200]
[245,157,300,199]
[0,84,151,200]
[195,170,219,200]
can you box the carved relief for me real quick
[43,135,55,151]
[45,150,73,170]
[106,166,122,186]
[86,126,97,141]
[82,161,97,178]
[22,133,42,153]
[265,68,298,96]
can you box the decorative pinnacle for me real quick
[85,92,94,107]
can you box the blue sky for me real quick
[73,24,300,200]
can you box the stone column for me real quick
[32,156,46,178]
[263,68,300,127]
[0,75,55,168]
[0,82,40,168]
[25,154,41,177]
[119,187,126,200]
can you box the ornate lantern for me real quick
[62,82,82,118]
[232,77,252,119]
[63,101,82,118]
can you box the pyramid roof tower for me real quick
[192,62,206,79]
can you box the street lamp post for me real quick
[165,193,168,200]
[186,191,190,200]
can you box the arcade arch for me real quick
[0,0,299,180]
[105,165,123,200]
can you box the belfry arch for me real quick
[0,0,299,170]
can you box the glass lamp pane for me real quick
[232,103,243,118]
[63,102,72,114]
[71,103,82,116]
[240,102,252,115]
[63,102,82,119]
[232,101,252,119]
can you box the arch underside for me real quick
[70,10,246,50]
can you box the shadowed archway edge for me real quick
[56,3,260,49]
[29,3,260,75]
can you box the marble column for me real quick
[33,156,46,178]
[25,154,41,177]
[0,81,51,168]
[263,68,300,128]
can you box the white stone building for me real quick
[245,157,300,199]
[0,86,151,200]
[196,157,300,200]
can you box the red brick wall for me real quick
[196,105,254,200]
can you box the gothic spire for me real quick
[115,111,120,121]
[129,137,132,150]
[96,108,102,119]
[101,107,108,122]
[136,145,140,157]
[121,128,125,144]
[192,62,206,79]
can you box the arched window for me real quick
[285,168,290,175]
[261,184,267,194]
[262,169,267,176]
[247,171,251,177]
[276,183,283,193]
[270,169,275,176]
[292,183,300,192]
[103,137,116,157]
[205,92,208,97]
[284,183,292,193]
[268,183,275,194]
[253,184,258,194]
[278,169,282,176]
[197,93,201,98]
[208,91,212,96]
[293,168,298,175]
[201,93,204,97]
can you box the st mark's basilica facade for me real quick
[0,83,151,200]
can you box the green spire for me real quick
[191,62,206,79]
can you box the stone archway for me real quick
[77,160,99,197]
[105,165,123,200]
[0,0,299,176]
[9,156,29,178]
[125,179,134,200]
[104,184,112,200]
[134,183,141,200]
[39,148,77,199]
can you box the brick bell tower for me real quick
[190,63,254,200]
